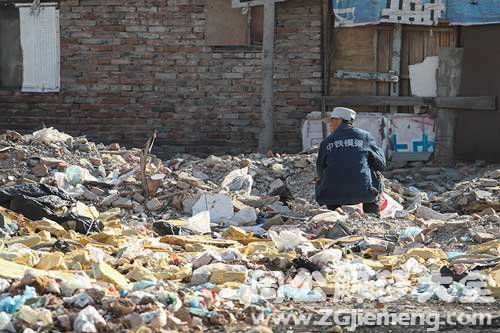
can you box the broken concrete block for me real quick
[14,148,27,161]
[36,253,65,270]
[112,197,133,209]
[109,143,121,151]
[102,193,120,206]
[40,157,68,169]
[192,193,233,224]
[478,207,497,216]
[147,174,165,195]
[237,195,279,209]
[205,155,222,167]
[16,306,53,327]
[472,232,496,243]
[132,192,145,203]
[416,218,445,230]
[92,262,129,290]
[77,143,92,152]
[209,270,248,285]
[229,207,257,226]
[271,163,284,173]
[192,170,209,180]
[146,198,162,211]
[262,215,285,230]
[269,178,285,194]
[31,164,49,177]
[89,157,102,166]
[82,187,99,201]
[416,206,450,221]
[406,248,447,260]
[127,266,156,282]
[488,269,500,298]
[479,178,498,187]
[91,187,105,196]
[488,215,500,223]
[293,158,308,168]
[176,181,191,190]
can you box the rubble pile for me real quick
[0,128,499,332]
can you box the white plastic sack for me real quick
[32,127,71,144]
[73,306,106,333]
[379,193,404,218]
[221,167,253,195]
[310,249,343,268]
[269,229,309,252]
[192,194,234,224]
[187,211,211,234]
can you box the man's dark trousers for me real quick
[327,202,380,214]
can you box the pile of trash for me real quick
[0,128,498,332]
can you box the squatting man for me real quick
[315,107,386,215]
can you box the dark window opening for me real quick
[250,6,263,45]
[0,6,22,89]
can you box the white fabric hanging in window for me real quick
[18,4,60,92]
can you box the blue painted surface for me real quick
[392,133,435,152]
[413,133,435,152]
[333,0,500,26]
[392,134,409,152]
[334,0,385,25]
[447,1,500,24]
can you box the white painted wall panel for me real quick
[19,5,60,92]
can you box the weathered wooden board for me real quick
[207,0,249,46]
[324,96,496,110]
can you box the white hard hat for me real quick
[330,107,356,121]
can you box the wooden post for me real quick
[390,24,402,113]
[435,48,464,165]
[258,0,275,153]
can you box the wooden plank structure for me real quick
[322,1,497,162]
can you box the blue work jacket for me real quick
[315,123,386,206]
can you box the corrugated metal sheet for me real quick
[19,5,60,92]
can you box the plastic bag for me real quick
[399,227,423,239]
[73,306,106,333]
[187,211,211,234]
[269,229,309,252]
[192,194,234,224]
[65,165,97,186]
[60,272,92,296]
[309,249,343,268]
[0,312,15,333]
[0,278,9,293]
[379,192,404,218]
[221,167,253,195]
[0,286,36,314]
[32,127,71,144]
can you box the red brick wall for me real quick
[0,0,321,156]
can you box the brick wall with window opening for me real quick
[0,0,321,156]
